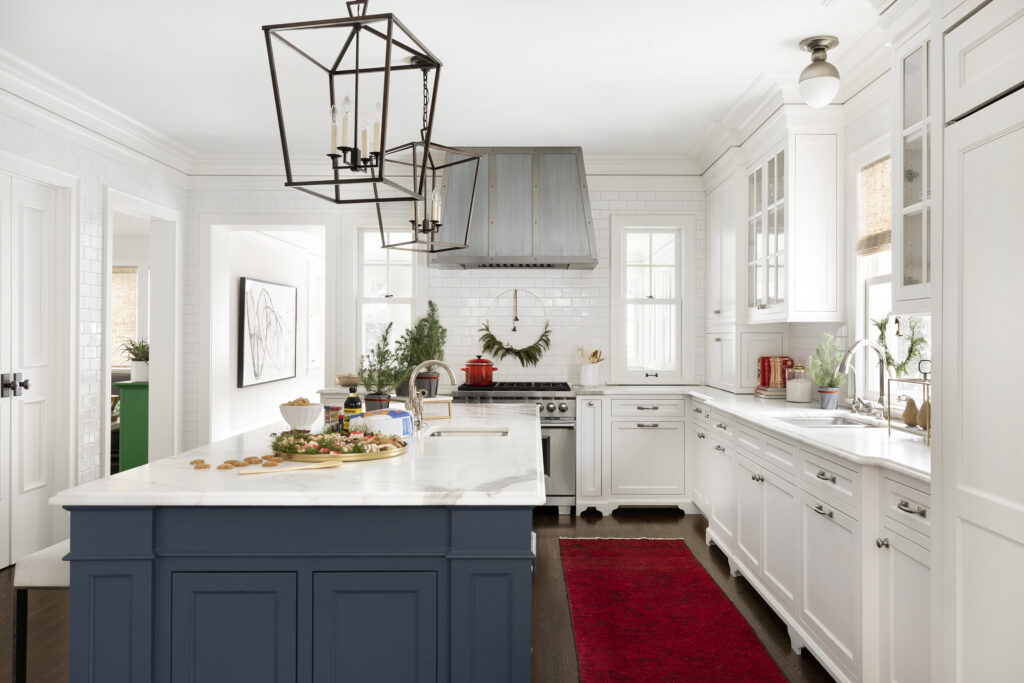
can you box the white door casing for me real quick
[9,175,59,562]
[0,173,10,568]
[941,87,1024,681]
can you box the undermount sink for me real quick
[425,425,510,438]
[777,416,879,428]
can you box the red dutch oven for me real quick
[462,356,498,386]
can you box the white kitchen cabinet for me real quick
[745,122,842,324]
[944,0,1024,123]
[609,421,684,496]
[706,330,782,394]
[576,398,602,499]
[708,439,738,552]
[706,172,738,328]
[800,490,861,680]
[735,455,764,574]
[688,420,710,515]
[878,521,931,683]
[761,468,800,613]
[891,26,935,311]
[705,333,736,391]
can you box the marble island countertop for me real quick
[51,404,546,507]
[578,384,932,482]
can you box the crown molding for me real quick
[582,155,701,176]
[0,48,196,175]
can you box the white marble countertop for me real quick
[578,384,932,482]
[51,404,546,507]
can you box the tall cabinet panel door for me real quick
[879,525,931,683]
[689,423,709,513]
[171,572,297,683]
[313,571,437,683]
[941,87,1024,681]
[734,456,764,574]
[577,399,602,498]
[799,493,860,677]
[708,441,738,548]
[762,471,800,611]
[610,422,684,495]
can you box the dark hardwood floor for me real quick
[532,507,835,683]
[0,508,831,683]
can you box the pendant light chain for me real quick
[422,69,430,137]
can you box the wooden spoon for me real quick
[237,461,341,475]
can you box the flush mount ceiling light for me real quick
[798,36,841,108]
[262,0,479,253]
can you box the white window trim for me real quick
[609,214,696,385]
[845,133,892,403]
[338,213,428,374]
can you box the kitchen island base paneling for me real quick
[66,505,534,683]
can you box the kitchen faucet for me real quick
[837,340,888,417]
[405,360,457,431]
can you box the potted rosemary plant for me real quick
[807,333,846,409]
[359,323,401,411]
[395,301,448,398]
[120,338,150,382]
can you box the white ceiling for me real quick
[0,0,880,161]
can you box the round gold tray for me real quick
[276,443,407,463]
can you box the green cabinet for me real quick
[116,381,148,471]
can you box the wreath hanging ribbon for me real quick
[479,289,552,367]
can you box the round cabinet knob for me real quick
[546,402,556,412]
[558,403,568,413]
[536,403,544,413]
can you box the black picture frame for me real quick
[238,276,298,388]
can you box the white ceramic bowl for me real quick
[279,403,323,431]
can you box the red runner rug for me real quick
[560,538,787,682]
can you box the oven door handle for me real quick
[541,435,551,477]
[540,423,575,428]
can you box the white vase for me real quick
[579,364,599,387]
[130,360,149,382]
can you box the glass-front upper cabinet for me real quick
[892,35,932,310]
[747,148,785,317]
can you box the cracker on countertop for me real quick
[189,459,205,465]
[216,464,234,470]
[193,463,211,470]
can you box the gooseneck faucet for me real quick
[406,360,457,430]
[837,340,888,416]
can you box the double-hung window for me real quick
[610,215,696,383]
[357,227,413,356]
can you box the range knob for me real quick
[536,403,544,413]
[558,403,569,413]
[546,402,556,413]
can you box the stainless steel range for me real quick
[452,382,575,513]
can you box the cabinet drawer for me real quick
[709,409,735,440]
[610,421,685,496]
[611,398,685,418]
[686,397,710,420]
[801,450,860,515]
[734,422,763,456]
[761,434,800,478]
[883,478,932,538]
[945,0,1024,121]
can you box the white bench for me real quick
[12,539,70,683]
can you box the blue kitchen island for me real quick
[51,404,545,683]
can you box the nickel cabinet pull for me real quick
[692,407,702,413]
[813,503,834,519]
[644,372,659,378]
[816,470,837,484]
[750,473,764,482]
[636,423,659,429]
[876,538,890,549]
[714,444,726,452]
[715,422,727,430]
[637,405,660,411]
[896,499,928,518]
[697,432,706,439]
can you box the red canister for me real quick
[462,356,498,386]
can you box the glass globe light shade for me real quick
[799,60,840,108]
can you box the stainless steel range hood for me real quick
[429,147,598,269]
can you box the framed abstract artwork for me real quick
[238,277,297,387]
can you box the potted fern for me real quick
[120,338,150,382]
[395,301,448,398]
[807,333,846,409]
[359,323,401,411]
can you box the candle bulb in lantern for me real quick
[431,188,442,222]
[329,104,338,154]
[341,96,351,148]
[360,111,368,158]
[373,102,382,153]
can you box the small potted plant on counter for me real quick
[808,333,846,409]
[359,323,401,411]
[395,300,448,398]
[120,338,150,382]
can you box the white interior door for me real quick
[9,175,58,563]
[941,88,1024,680]
[0,173,12,568]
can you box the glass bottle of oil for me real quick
[342,387,362,434]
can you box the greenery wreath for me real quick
[873,316,928,378]
[479,321,552,367]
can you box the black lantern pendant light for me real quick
[262,0,479,252]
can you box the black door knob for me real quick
[18,377,29,391]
